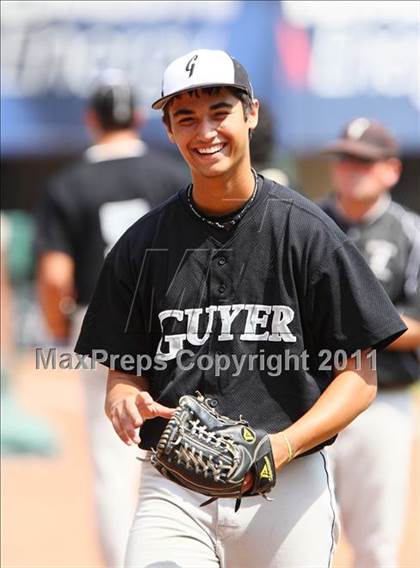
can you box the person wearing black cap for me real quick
[322,117,420,568]
[75,52,406,567]
[250,101,290,187]
[36,70,188,568]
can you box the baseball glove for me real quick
[150,392,276,511]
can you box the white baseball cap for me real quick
[152,49,254,110]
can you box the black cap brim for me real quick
[323,139,396,161]
[152,82,252,110]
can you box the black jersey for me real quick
[321,195,420,388]
[76,176,406,451]
[36,146,189,305]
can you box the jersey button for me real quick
[218,284,226,294]
[217,256,227,266]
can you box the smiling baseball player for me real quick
[76,50,406,567]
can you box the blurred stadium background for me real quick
[1,1,419,567]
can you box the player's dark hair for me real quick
[162,86,254,131]
[90,82,136,132]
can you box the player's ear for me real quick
[162,119,176,144]
[247,98,259,132]
[382,158,402,188]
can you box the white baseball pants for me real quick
[328,389,415,568]
[125,451,339,568]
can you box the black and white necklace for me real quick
[186,169,258,231]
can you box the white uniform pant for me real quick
[328,389,415,568]
[74,309,141,568]
[125,451,339,568]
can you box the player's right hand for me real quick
[105,372,174,445]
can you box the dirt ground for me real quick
[2,353,419,568]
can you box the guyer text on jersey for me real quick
[156,304,297,361]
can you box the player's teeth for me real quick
[197,145,223,154]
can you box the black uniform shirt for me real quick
[322,195,420,388]
[36,145,188,305]
[76,176,406,451]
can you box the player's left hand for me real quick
[242,432,292,491]
[151,393,276,510]
[242,472,254,493]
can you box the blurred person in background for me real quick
[321,117,420,568]
[1,212,57,455]
[35,70,188,567]
[250,101,290,186]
